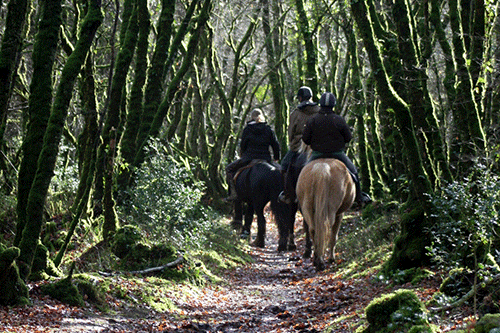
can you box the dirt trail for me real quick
[3,217,365,333]
[158,219,360,333]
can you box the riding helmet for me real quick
[319,92,336,108]
[297,86,313,100]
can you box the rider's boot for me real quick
[353,173,372,208]
[224,177,238,202]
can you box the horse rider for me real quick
[225,108,281,201]
[279,86,319,204]
[302,92,372,206]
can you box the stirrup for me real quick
[278,191,291,204]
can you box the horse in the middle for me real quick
[233,160,292,249]
[296,157,355,270]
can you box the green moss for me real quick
[475,314,500,333]
[408,325,435,333]
[0,244,30,306]
[389,267,435,285]
[111,224,143,259]
[384,207,431,273]
[41,277,84,307]
[29,242,62,281]
[365,289,429,332]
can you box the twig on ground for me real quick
[98,256,184,277]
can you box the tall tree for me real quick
[350,0,434,269]
[0,0,30,187]
[17,0,102,280]
[14,0,62,247]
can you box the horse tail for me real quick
[312,164,333,261]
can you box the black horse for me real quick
[232,160,291,250]
[280,151,313,257]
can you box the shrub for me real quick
[120,139,218,249]
[427,164,500,271]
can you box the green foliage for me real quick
[364,289,430,333]
[120,139,218,249]
[339,202,400,263]
[427,165,500,271]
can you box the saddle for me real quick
[233,159,268,181]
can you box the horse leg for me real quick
[252,207,266,248]
[277,203,294,252]
[286,203,298,251]
[231,200,243,230]
[311,223,326,271]
[240,203,253,240]
[302,218,312,259]
[327,213,343,264]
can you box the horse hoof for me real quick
[314,261,326,271]
[252,240,265,248]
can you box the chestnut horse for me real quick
[296,158,355,271]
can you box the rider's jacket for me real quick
[288,101,320,152]
[302,107,352,154]
[241,121,280,161]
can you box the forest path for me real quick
[156,211,365,332]
[2,211,372,333]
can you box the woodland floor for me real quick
[0,209,476,332]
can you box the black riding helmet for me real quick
[319,92,336,108]
[297,86,313,100]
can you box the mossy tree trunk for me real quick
[294,0,319,98]
[53,53,100,268]
[132,0,203,170]
[100,0,139,242]
[14,0,62,248]
[391,0,453,187]
[261,0,287,153]
[17,0,102,280]
[350,0,434,269]
[0,0,30,189]
[449,0,486,172]
[118,0,150,177]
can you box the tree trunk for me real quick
[350,0,434,270]
[261,0,287,152]
[17,0,102,280]
[15,0,62,247]
[0,0,30,185]
[133,0,205,169]
[100,0,139,242]
[295,0,318,97]
[449,0,486,171]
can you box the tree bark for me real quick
[0,0,30,184]
[15,0,62,247]
[295,0,318,97]
[17,0,102,280]
[100,0,139,242]
[350,0,434,269]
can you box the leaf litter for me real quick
[1,209,474,332]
